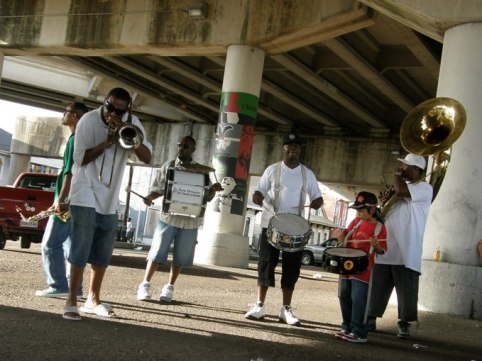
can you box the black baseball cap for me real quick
[283,133,305,145]
[348,191,378,209]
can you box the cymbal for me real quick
[178,163,215,173]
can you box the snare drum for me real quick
[322,247,368,275]
[162,167,210,217]
[267,213,312,252]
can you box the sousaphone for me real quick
[380,97,467,216]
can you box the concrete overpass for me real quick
[0,0,458,194]
[1,1,481,319]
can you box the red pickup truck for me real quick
[0,172,57,250]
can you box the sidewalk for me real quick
[0,243,480,361]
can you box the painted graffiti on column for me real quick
[213,92,258,216]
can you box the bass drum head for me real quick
[324,247,367,257]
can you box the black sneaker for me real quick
[397,321,411,339]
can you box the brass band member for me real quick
[367,154,432,339]
[63,88,152,320]
[35,102,89,298]
[245,133,323,326]
[136,136,222,303]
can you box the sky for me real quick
[1,100,61,134]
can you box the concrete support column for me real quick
[420,23,482,319]
[1,53,30,184]
[195,45,265,268]
[6,154,31,185]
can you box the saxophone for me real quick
[23,207,71,222]
[26,208,70,222]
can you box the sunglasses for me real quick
[177,143,190,149]
[104,101,127,116]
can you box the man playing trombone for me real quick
[63,88,152,320]
[35,102,89,298]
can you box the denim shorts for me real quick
[68,206,118,268]
[147,220,198,267]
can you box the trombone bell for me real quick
[117,124,143,150]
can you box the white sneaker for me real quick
[279,305,300,326]
[160,284,174,303]
[245,302,266,320]
[35,287,69,298]
[137,282,151,301]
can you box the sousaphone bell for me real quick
[380,97,467,216]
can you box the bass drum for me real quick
[267,213,312,252]
[162,167,210,217]
[323,247,368,275]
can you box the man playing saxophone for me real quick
[35,102,89,297]
[367,153,432,339]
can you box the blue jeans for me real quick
[68,206,118,268]
[339,278,369,338]
[147,220,198,267]
[41,216,71,291]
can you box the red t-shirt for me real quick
[342,217,388,282]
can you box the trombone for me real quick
[99,103,144,186]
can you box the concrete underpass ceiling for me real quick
[0,1,479,145]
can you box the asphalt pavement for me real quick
[0,242,480,361]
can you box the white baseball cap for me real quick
[397,154,426,170]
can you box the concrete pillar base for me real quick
[419,260,482,320]
[194,231,249,269]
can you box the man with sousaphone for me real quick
[366,96,466,339]
[367,153,432,339]
[245,133,323,326]
[35,102,89,298]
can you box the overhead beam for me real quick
[208,56,336,127]
[105,57,219,115]
[154,56,292,127]
[272,53,388,129]
[324,38,414,112]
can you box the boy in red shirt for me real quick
[332,191,387,343]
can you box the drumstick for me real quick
[127,189,149,202]
[261,202,282,222]
[344,239,387,243]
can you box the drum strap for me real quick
[342,219,363,247]
[273,161,307,215]
[342,220,383,253]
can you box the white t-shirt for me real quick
[70,107,152,215]
[255,161,322,228]
[375,181,432,273]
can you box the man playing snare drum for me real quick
[136,136,222,303]
[245,133,323,326]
